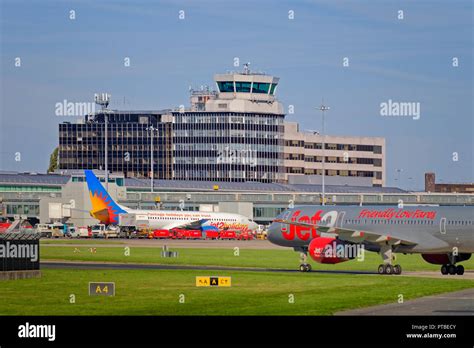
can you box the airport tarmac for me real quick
[336,288,474,316]
[41,260,374,275]
[41,260,474,279]
[42,239,286,249]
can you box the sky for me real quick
[0,0,472,189]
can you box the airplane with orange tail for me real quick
[85,170,258,233]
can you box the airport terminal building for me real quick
[1,170,473,227]
[57,68,385,186]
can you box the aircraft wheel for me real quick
[384,264,393,275]
[377,264,385,275]
[306,264,312,272]
[393,264,402,275]
[441,264,448,275]
[299,264,307,272]
[456,265,464,275]
[448,264,457,275]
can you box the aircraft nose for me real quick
[267,221,281,244]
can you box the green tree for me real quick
[48,147,59,173]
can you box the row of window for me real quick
[217,81,277,95]
[344,219,474,226]
[286,142,383,153]
[174,114,284,125]
[148,216,238,222]
[173,130,281,138]
[0,186,61,192]
[345,219,434,225]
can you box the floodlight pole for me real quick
[147,126,155,193]
[105,113,108,192]
[317,102,330,206]
[95,93,111,192]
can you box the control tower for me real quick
[205,63,284,115]
[173,64,286,183]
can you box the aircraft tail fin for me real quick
[84,170,127,224]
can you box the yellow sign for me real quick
[196,276,231,287]
[89,282,115,296]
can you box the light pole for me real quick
[396,168,403,188]
[105,113,108,192]
[317,102,330,205]
[147,125,156,193]
[94,93,111,191]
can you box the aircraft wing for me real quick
[273,218,431,248]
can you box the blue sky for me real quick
[0,0,472,189]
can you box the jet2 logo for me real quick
[282,210,338,241]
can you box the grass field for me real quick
[41,239,124,245]
[40,244,474,272]
[0,269,473,315]
[1,240,472,315]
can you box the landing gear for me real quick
[298,249,311,272]
[393,264,402,275]
[377,263,402,275]
[440,264,464,276]
[377,244,402,275]
[440,253,466,276]
[299,263,312,272]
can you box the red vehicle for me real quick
[152,229,170,239]
[185,229,202,240]
[0,221,11,233]
[237,231,254,240]
[170,228,185,239]
[219,230,237,240]
[205,230,220,240]
[170,229,202,240]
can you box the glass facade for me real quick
[172,112,285,183]
[59,113,173,179]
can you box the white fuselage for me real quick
[124,208,257,232]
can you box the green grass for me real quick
[41,239,124,245]
[0,269,473,315]
[40,245,474,272]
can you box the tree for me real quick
[48,147,59,173]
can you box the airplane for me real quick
[84,170,258,233]
[267,205,474,275]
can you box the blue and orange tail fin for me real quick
[84,170,127,224]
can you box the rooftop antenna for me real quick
[94,93,111,111]
[243,62,251,75]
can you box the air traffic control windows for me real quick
[270,83,277,94]
[217,81,235,93]
[217,80,278,95]
[235,81,251,93]
[251,82,270,94]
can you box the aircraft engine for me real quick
[421,253,471,265]
[308,237,356,264]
